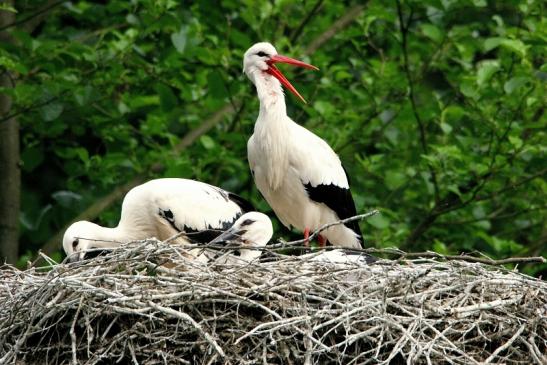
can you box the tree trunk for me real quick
[0,2,20,264]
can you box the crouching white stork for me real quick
[243,42,364,249]
[62,178,254,261]
[191,211,272,265]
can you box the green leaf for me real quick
[21,146,44,172]
[385,171,406,190]
[314,100,335,116]
[118,101,130,114]
[484,37,527,58]
[508,135,523,149]
[459,79,479,100]
[0,55,28,74]
[421,24,442,43]
[155,83,178,111]
[504,77,530,94]
[207,71,228,99]
[39,102,64,121]
[440,122,452,134]
[129,95,160,109]
[472,205,486,219]
[171,26,188,54]
[500,39,528,58]
[384,127,400,145]
[432,240,448,254]
[200,135,215,150]
[229,29,252,49]
[74,86,94,106]
[367,214,390,229]
[441,105,465,124]
[0,4,17,12]
[484,37,503,52]
[476,60,500,87]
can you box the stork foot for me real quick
[304,227,310,248]
[318,234,327,248]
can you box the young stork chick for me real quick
[306,249,376,265]
[62,178,254,262]
[243,42,364,249]
[191,212,273,265]
[299,249,377,282]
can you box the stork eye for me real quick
[256,51,268,57]
[72,239,79,249]
[241,219,254,226]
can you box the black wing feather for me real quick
[227,192,255,213]
[303,178,363,246]
[341,249,377,264]
[183,224,233,244]
[158,208,236,244]
[156,187,254,245]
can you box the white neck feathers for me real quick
[253,72,290,190]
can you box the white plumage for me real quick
[191,211,273,265]
[62,178,253,261]
[243,42,363,249]
[305,249,375,265]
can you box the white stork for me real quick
[62,178,254,261]
[243,42,364,249]
[191,211,272,265]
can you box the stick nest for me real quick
[1,241,546,364]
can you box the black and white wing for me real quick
[135,178,254,243]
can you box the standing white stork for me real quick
[243,42,364,249]
[62,178,254,261]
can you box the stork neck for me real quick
[91,225,140,248]
[251,71,291,191]
[254,72,287,116]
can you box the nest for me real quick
[1,240,545,364]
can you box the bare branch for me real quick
[289,0,324,44]
[367,247,546,265]
[396,0,440,203]
[0,0,65,32]
[304,3,366,56]
[484,324,526,363]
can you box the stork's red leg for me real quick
[304,227,310,247]
[318,234,327,248]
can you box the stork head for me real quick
[243,42,318,103]
[209,212,273,261]
[62,221,111,262]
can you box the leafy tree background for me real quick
[1,0,545,275]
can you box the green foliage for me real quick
[4,0,545,274]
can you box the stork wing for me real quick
[227,192,255,213]
[290,125,363,242]
[147,179,245,243]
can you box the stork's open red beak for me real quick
[266,55,318,104]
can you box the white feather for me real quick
[306,249,373,265]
